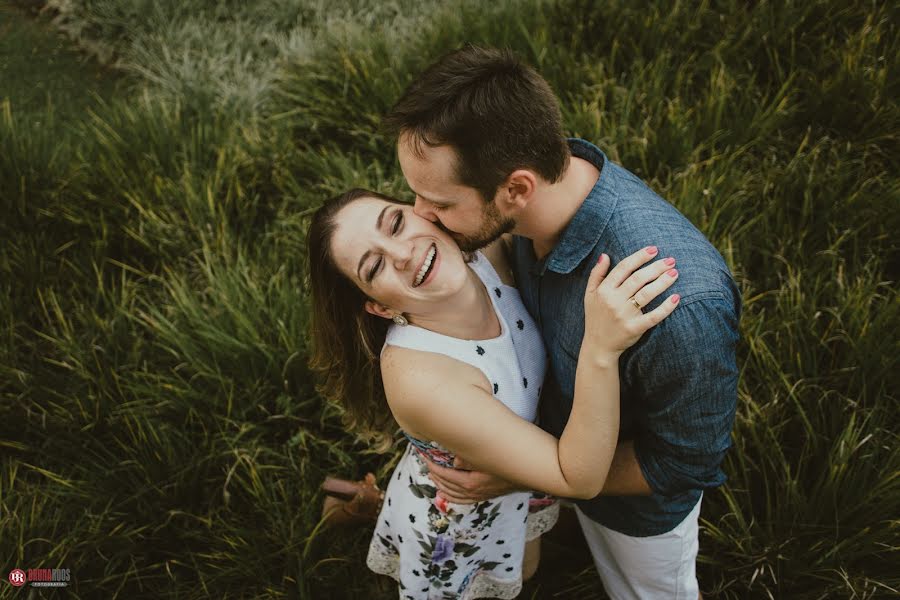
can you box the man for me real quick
[382,45,740,599]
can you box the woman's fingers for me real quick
[585,253,611,293]
[629,266,679,309]
[618,256,676,299]
[639,293,681,330]
[604,246,660,287]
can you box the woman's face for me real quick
[329,197,469,318]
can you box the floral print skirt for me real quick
[366,443,559,599]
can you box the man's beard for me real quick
[446,201,515,252]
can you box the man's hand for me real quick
[423,455,521,503]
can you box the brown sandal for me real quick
[320,472,384,526]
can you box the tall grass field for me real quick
[1,0,897,597]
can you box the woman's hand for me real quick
[584,246,680,356]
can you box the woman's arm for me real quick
[384,248,679,499]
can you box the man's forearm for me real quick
[599,440,654,496]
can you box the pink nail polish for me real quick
[667,269,678,277]
[671,294,681,304]
[599,253,607,263]
[646,246,658,255]
[664,257,676,266]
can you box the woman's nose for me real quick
[384,238,414,268]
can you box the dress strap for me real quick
[468,251,504,288]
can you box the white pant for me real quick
[573,495,701,600]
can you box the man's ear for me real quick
[364,300,393,320]
[497,169,537,214]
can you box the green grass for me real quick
[1,0,898,598]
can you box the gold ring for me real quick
[628,297,641,310]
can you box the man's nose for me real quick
[413,197,438,222]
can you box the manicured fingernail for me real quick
[646,246,658,255]
[671,294,681,304]
[664,257,676,266]
[598,253,607,263]
[667,269,678,277]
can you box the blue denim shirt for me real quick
[511,139,741,537]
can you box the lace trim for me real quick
[366,544,522,600]
[365,502,559,599]
[526,501,560,541]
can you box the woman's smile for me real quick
[412,243,439,288]
[329,197,470,316]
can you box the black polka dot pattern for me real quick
[374,263,552,592]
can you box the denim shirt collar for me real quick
[535,138,617,276]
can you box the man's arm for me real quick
[628,295,740,496]
[600,440,653,495]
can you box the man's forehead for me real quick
[399,135,458,173]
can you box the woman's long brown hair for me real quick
[306,188,404,452]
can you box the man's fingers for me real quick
[606,246,659,287]
[426,465,473,496]
[452,456,472,470]
[437,490,479,505]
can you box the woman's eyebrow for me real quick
[356,204,392,281]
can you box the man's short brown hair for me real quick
[384,45,570,202]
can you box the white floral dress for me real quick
[366,253,559,599]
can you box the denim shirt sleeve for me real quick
[627,295,740,496]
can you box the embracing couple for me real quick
[308,46,740,600]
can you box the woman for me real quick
[307,188,679,599]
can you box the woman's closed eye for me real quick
[391,210,404,234]
[367,210,404,282]
[367,258,381,283]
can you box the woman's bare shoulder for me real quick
[380,345,491,436]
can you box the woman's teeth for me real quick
[414,244,437,287]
